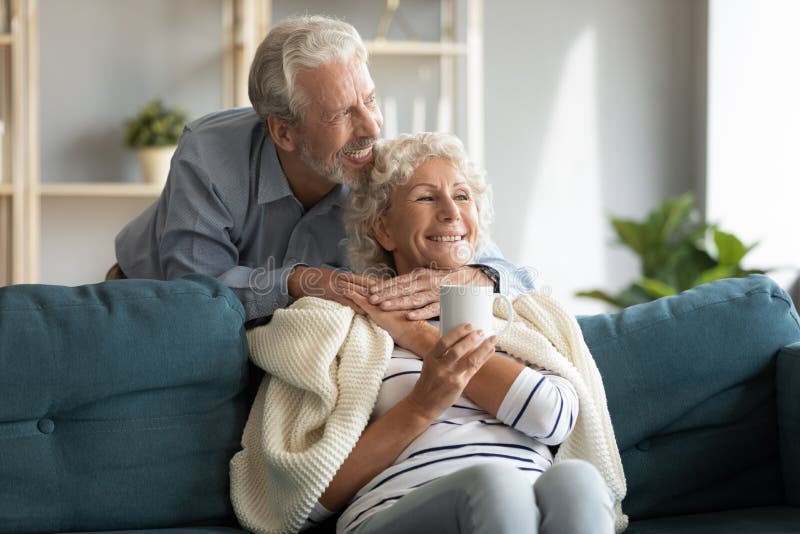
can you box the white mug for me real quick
[439,284,514,344]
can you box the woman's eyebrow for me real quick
[409,181,468,190]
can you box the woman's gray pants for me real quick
[349,459,615,534]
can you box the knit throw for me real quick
[230,292,628,533]
[230,298,394,534]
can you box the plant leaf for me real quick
[611,218,647,255]
[639,194,706,279]
[694,265,737,286]
[591,194,775,311]
[666,242,716,291]
[124,98,188,149]
[660,193,696,243]
[714,229,754,266]
[635,278,678,299]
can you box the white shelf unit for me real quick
[1,0,37,285]
[364,40,469,56]
[39,182,163,198]
[8,0,483,286]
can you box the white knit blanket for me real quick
[230,292,628,533]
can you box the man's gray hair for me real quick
[248,15,368,126]
[344,132,493,276]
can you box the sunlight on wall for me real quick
[518,28,608,315]
[707,0,800,277]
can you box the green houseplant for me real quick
[124,99,188,185]
[577,193,766,309]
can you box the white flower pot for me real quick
[137,145,177,185]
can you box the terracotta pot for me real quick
[137,145,176,185]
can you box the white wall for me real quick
[484,0,707,314]
[40,198,154,285]
[707,0,800,284]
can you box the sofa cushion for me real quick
[0,276,250,533]
[625,505,800,534]
[777,342,800,505]
[578,275,800,520]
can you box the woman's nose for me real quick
[438,197,461,221]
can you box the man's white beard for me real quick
[299,142,350,185]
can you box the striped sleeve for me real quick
[495,366,578,445]
[300,500,334,531]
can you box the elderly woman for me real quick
[300,132,616,534]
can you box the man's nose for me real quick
[355,104,382,139]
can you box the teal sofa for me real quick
[1,274,798,533]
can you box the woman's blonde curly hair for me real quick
[344,132,493,276]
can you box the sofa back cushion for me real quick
[0,275,250,533]
[578,275,800,520]
[777,342,800,505]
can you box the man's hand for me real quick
[367,266,494,320]
[287,266,376,315]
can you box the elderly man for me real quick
[113,15,532,325]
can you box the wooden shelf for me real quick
[365,40,468,56]
[0,183,14,196]
[40,182,163,198]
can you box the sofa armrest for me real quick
[778,342,800,505]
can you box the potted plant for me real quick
[576,193,768,309]
[124,99,187,185]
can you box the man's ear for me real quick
[372,216,396,252]
[267,116,299,152]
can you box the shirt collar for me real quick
[258,135,295,205]
[257,134,351,212]
[314,183,350,214]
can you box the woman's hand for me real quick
[347,290,437,354]
[406,324,497,421]
[349,285,520,419]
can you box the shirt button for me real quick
[37,418,55,434]
[636,439,651,451]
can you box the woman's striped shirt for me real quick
[305,345,578,532]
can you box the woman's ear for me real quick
[267,116,299,152]
[372,216,396,252]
